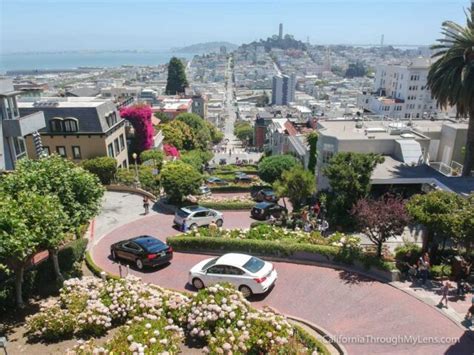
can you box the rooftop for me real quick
[18,97,109,108]
[318,119,430,141]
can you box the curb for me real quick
[267,306,347,355]
[387,282,474,337]
[170,248,394,284]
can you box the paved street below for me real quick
[89,192,474,355]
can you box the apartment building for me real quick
[152,98,193,120]
[271,74,296,105]
[18,97,128,167]
[316,118,472,195]
[0,78,46,170]
[358,58,440,119]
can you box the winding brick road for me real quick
[90,194,474,354]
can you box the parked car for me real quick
[219,158,227,165]
[174,206,224,229]
[206,177,228,185]
[198,185,211,196]
[110,235,173,270]
[234,172,253,183]
[188,253,277,298]
[254,188,279,203]
[251,202,287,220]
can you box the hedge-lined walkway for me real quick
[89,192,474,354]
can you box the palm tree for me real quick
[427,2,474,176]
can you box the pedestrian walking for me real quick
[465,303,474,330]
[418,252,430,286]
[438,280,452,308]
[143,196,150,215]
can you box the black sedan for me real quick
[110,235,173,270]
[251,202,288,220]
[255,189,279,203]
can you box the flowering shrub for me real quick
[29,277,323,354]
[186,284,300,354]
[163,143,180,158]
[197,195,255,210]
[120,105,154,154]
[184,224,359,247]
[27,303,76,341]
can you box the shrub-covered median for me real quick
[26,276,327,354]
[167,225,394,272]
[198,195,255,210]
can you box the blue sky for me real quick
[0,0,470,53]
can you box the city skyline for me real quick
[1,0,469,53]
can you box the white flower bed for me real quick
[26,276,320,354]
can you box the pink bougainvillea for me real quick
[163,143,180,158]
[120,104,154,155]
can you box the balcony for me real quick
[2,111,46,137]
[429,161,463,177]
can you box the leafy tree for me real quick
[81,156,117,185]
[181,150,213,172]
[352,195,411,258]
[176,113,208,149]
[406,191,470,252]
[234,122,254,145]
[323,152,384,226]
[428,5,474,176]
[165,57,188,95]
[140,149,164,170]
[205,121,224,144]
[274,167,316,211]
[160,160,202,203]
[0,156,104,280]
[161,121,194,150]
[0,192,66,307]
[258,155,301,184]
[306,131,318,173]
[154,111,172,124]
[120,104,154,156]
[344,61,367,78]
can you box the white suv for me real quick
[174,206,224,230]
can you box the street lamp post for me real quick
[132,152,140,189]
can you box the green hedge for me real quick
[0,238,88,312]
[199,200,255,210]
[166,236,393,272]
[293,325,331,355]
[85,252,120,280]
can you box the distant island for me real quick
[172,41,238,54]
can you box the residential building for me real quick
[190,94,208,119]
[272,74,296,105]
[18,97,129,168]
[316,118,473,195]
[152,98,193,120]
[65,87,100,97]
[358,58,440,119]
[0,78,46,170]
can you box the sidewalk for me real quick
[391,279,473,330]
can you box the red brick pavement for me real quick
[91,212,474,355]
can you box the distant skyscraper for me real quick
[272,74,296,106]
[380,34,385,48]
[279,23,283,40]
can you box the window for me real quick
[63,118,78,132]
[50,118,63,132]
[56,146,67,157]
[119,134,125,151]
[13,137,26,158]
[72,146,82,159]
[123,242,141,251]
[193,211,208,218]
[114,138,120,155]
[107,143,114,157]
[223,266,245,275]
[207,265,226,274]
[322,143,335,164]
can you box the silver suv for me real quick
[174,206,224,230]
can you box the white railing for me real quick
[429,161,464,177]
